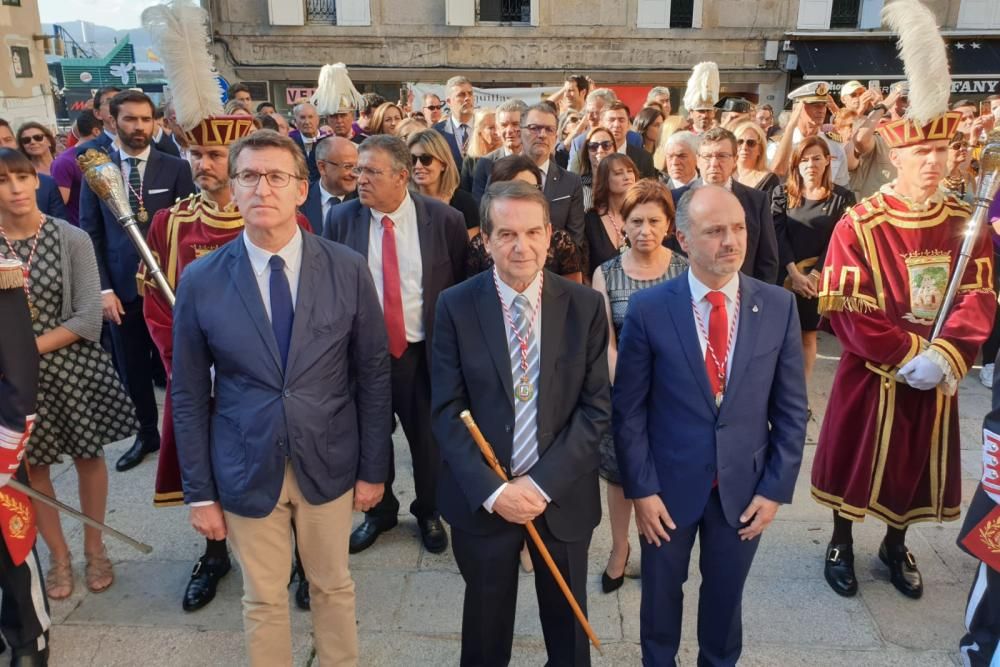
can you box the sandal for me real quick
[45,552,74,600]
[85,548,114,593]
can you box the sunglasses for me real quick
[950,142,969,150]
[423,105,443,111]
[736,138,758,148]
[587,140,614,152]
[411,154,436,167]
[20,134,46,144]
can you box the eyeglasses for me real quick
[950,142,969,150]
[587,140,614,152]
[524,124,557,137]
[423,105,442,112]
[699,153,734,162]
[351,166,390,178]
[736,139,758,148]
[20,134,46,144]
[233,170,301,188]
[411,154,436,167]
[318,159,357,171]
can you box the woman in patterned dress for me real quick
[0,149,137,600]
[592,180,688,593]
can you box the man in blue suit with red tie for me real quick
[613,184,808,666]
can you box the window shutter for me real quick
[637,0,670,28]
[335,0,371,26]
[446,0,475,26]
[957,0,1000,29]
[268,0,305,26]
[796,0,833,29]
[858,0,882,29]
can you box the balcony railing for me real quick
[307,0,337,24]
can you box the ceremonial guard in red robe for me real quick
[0,258,51,665]
[811,0,998,601]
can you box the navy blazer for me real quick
[300,181,357,234]
[433,118,465,169]
[671,180,779,284]
[471,147,504,204]
[79,149,196,302]
[289,131,322,183]
[36,174,68,221]
[171,231,392,518]
[75,132,114,157]
[322,192,468,361]
[431,270,611,542]
[612,272,808,528]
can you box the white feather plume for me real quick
[683,62,720,111]
[310,64,365,116]
[882,0,951,125]
[141,0,223,131]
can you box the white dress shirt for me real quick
[243,228,303,319]
[483,269,550,513]
[368,192,425,342]
[319,183,343,223]
[119,145,152,182]
[688,270,741,380]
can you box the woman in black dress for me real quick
[583,153,639,280]
[772,135,856,388]
[575,126,617,210]
[407,129,480,236]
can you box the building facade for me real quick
[1,0,57,129]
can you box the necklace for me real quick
[493,270,544,402]
[604,210,625,249]
[0,214,44,321]
[121,159,149,223]
[691,291,741,407]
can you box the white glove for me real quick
[897,353,945,391]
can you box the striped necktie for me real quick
[126,157,142,213]
[509,293,539,476]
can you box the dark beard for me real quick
[120,132,151,150]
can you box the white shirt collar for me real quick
[319,183,341,206]
[119,145,152,164]
[688,269,739,305]
[371,191,413,223]
[494,267,543,307]
[616,141,628,154]
[243,228,303,277]
[538,159,551,176]
[451,115,469,132]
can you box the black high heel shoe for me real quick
[602,545,630,593]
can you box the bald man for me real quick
[302,135,359,233]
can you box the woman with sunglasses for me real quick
[584,153,639,279]
[0,149,137,600]
[369,102,405,136]
[407,129,479,236]
[732,121,779,195]
[632,106,665,157]
[16,122,56,177]
[942,131,975,203]
[772,136,855,393]
[459,108,500,193]
[576,126,617,211]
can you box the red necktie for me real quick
[704,291,728,396]
[381,216,407,358]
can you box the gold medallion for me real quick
[28,304,39,322]
[515,378,535,402]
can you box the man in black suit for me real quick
[671,127,779,284]
[152,106,181,157]
[289,102,326,183]
[431,180,610,666]
[470,98,526,202]
[433,76,476,168]
[519,103,586,249]
[323,135,468,554]
[301,136,358,233]
[601,101,658,179]
[80,90,196,472]
[75,86,122,157]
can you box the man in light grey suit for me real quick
[172,130,391,666]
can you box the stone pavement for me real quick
[40,332,985,666]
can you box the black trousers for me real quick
[366,342,438,522]
[640,488,760,667]
[1,468,50,656]
[110,297,160,438]
[452,519,592,667]
[982,250,1000,365]
[960,486,1000,666]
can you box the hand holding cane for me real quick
[459,410,602,655]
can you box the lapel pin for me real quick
[752,305,759,313]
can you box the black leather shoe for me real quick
[293,561,310,611]
[879,540,923,599]
[418,517,448,554]
[11,647,48,667]
[349,516,398,554]
[824,543,858,597]
[115,434,160,472]
[602,546,630,593]
[182,555,231,612]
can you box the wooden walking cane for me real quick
[459,410,602,655]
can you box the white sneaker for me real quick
[981,363,995,388]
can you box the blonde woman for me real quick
[408,129,480,236]
[732,121,780,194]
[370,102,404,136]
[459,108,501,192]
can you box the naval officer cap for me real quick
[788,82,831,104]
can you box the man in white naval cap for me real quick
[767,82,850,187]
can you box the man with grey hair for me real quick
[289,102,327,183]
[615,183,806,666]
[301,135,358,232]
[567,87,644,167]
[323,134,469,555]
[432,179,610,666]
[434,75,476,166]
[661,131,700,188]
[646,86,672,116]
[471,98,528,201]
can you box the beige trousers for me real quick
[225,463,357,667]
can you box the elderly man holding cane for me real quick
[431,180,611,666]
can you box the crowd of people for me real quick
[3,0,1000,664]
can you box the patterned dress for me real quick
[600,250,689,484]
[8,218,137,466]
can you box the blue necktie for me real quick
[269,255,294,369]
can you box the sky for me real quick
[38,0,163,30]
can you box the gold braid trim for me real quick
[0,264,23,290]
[0,491,31,539]
[817,295,876,314]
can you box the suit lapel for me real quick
[228,240,283,374]
[723,276,762,402]
[475,274,514,408]
[412,194,433,294]
[537,273,567,441]
[142,149,163,198]
[285,231,318,377]
[666,273,719,414]
[544,163,562,198]
[355,205,371,257]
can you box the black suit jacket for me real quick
[670,180,779,284]
[321,192,468,362]
[290,131,322,183]
[626,144,658,180]
[74,132,114,157]
[301,181,357,234]
[431,270,611,542]
[543,161,587,249]
[471,147,505,204]
[79,149,196,302]
[433,118,465,170]
[154,133,181,158]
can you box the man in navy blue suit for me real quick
[300,136,358,233]
[614,184,808,666]
[433,76,476,169]
[75,86,122,157]
[80,90,196,473]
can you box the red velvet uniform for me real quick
[140,195,312,505]
[811,190,996,528]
